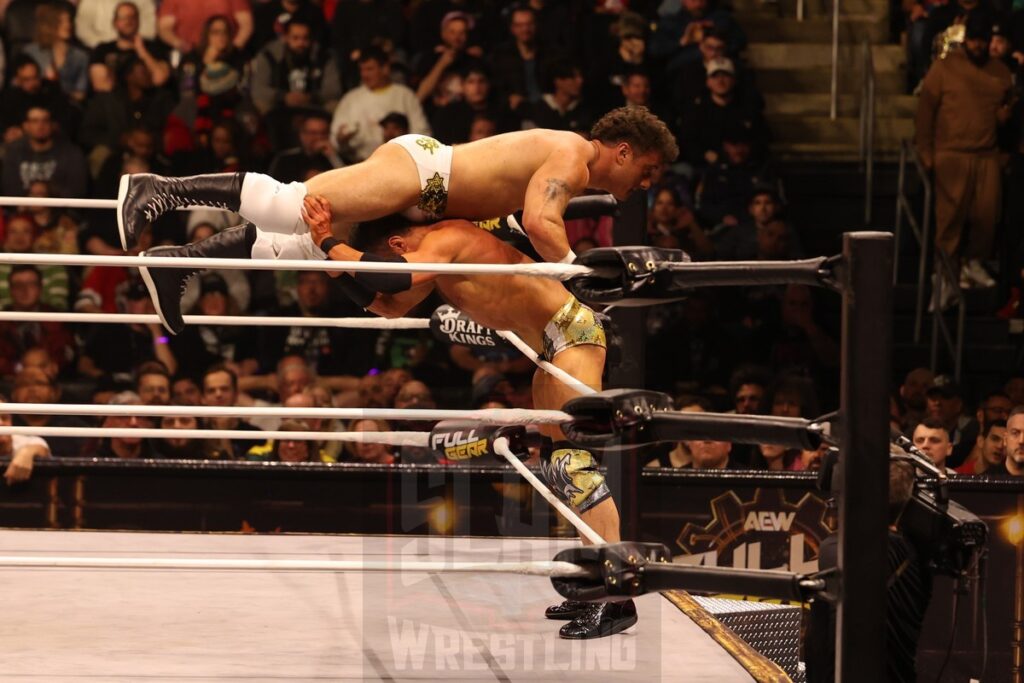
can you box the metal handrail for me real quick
[830,0,840,119]
[931,251,965,380]
[859,40,875,224]
[892,138,965,379]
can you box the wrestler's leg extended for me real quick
[120,144,423,250]
[532,343,620,544]
[534,344,636,638]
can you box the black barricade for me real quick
[1,460,1019,681]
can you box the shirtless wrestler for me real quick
[120,106,677,267]
[315,194,636,639]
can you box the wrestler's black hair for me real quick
[351,214,416,253]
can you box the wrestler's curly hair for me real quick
[590,106,679,162]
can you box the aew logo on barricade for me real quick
[430,427,487,461]
[430,305,505,348]
[675,489,833,572]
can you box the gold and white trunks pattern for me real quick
[541,295,606,362]
[387,133,453,219]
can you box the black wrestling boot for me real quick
[545,600,590,620]
[558,600,637,640]
[139,223,256,335]
[118,172,245,250]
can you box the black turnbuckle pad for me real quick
[551,542,672,602]
[560,389,674,451]
[568,246,691,306]
[428,422,530,462]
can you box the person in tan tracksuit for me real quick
[915,13,1012,289]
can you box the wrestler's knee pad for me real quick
[541,442,611,514]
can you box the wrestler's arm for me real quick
[520,153,589,263]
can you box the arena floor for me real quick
[0,530,768,681]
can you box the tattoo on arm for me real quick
[544,178,572,203]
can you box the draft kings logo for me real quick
[674,488,835,573]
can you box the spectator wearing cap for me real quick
[696,124,780,228]
[916,12,1011,292]
[87,1,170,93]
[526,59,593,133]
[649,0,746,76]
[671,27,728,114]
[678,57,767,168]
[2,105,88,199]
[90,391,157,459]
[78,277,178,381]
[0,265,74,377]
[412,11,483,104]
[23,3,90,102]
[76,0,158,49]
[11,366,90,457]
[430,66,516,144]
[583,12,649,113]
[0,392,50,484]
[158,0,253,54]
[647,186,714,259]
[0,214,69,311]
[268,112,343,184]
[249,17,341,150]
[329,47,430,163]
[925,377,971,448]
[712,187,802,261]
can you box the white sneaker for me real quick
[962,259,996,288]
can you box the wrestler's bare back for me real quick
[445,130,595,218]
[303,129,596,227]
[407,220,572,348]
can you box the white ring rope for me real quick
[0,252,593,280]
[0,311,431,329]
[496,330,597,397]
[0,555,593,577]
[0,197,120,210]
[0,425,429,447]
[493,437,605,545]
[2,403,571,425]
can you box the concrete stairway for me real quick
[736,0,914,161]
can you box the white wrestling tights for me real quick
[238,172,308,235]
[250,228,325,261]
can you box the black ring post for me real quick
[607,191,646,542]
[836,232,893,681]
